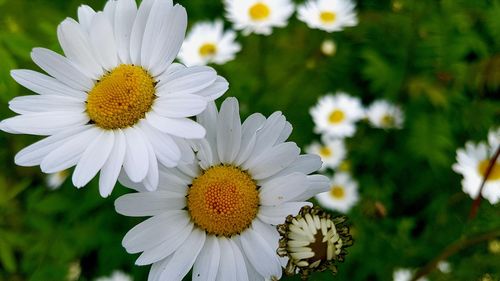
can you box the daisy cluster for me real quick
[453,128,500,204]
[177,0,359,67]
[0,0,356,280]
[307,92,405,213]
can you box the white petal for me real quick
[115,191,186,217]
[77,5,96,31]
[248,112,286,159]
[72,130,114,188]
[148,256,172,281]
[156,66,217,97]
[158,228,206,281]
[141,0,173,70]
[130,0,155,65]
[193,236,220,281]
[99,130,127,197]
[258,202,312,225]
[190,76,228,101]
[259,173,309,206]
[142,136,159,191]
[31,48,94,91]
[246,142,300,180]
[239,228,282,279]
[146,111,206,139]
[216,238,237,281]
[114,0,137,64]
[1,112,89,136]
[153,93,207,118]
[217,97,241,164]
[10,69,86,99]
[260,154,322,185]
[293,174,330,202]
[172,136,196,164]
[229,240,249,281]
[276,121,292,144]
[123,127,149,182]
[9,95,85,114]
[57,18,102,79]
[140,121,181,167]
[234,113,266,166]
[40,127,100,173]
[89,12,118,70]
[14,126,89,166]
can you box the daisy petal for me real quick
[239,228,282,279]
[99,130,127,197]
[156,66,217,97]
[140,121,181,167]
[246,142,300,180]
[258,202,312,225]
[123,127,149,182]
[153,93,208,118]
[89,12,118,70]
[147,111,206,139]
[229,240,249,281]
[130,0,155,64]
[0,112,89,136]
[216,238,237,281]
[217,97,241,164]
[193,236,220,281]
[9,95,85,115]
[114,0,137,64]
[77,5,96,31]
[141,0,173,70]
[259,173,309,206]
[115,191,186,217]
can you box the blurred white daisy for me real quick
[452,141,500,204]
[0,0,228,197]
[366,100,404,129]
[315,172,359,213]
[437,260,451,274]
[95,271,132,281]
[46,170,69,190]
[297,0,358,32]
[310,92,364,138]
[321,39,337,56]
[305,137,346,171]
[224,0,294,35]
[393,268,428,281]
[178,20,241,66]
[115,97,330,281]
[488,127,499,149]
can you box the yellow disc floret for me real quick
[328,109,345,124]
[320,11,336,24]
[319,146,332,157]
[199,43,217,57]
[86,64,156,130]
[187,165,260,237]
[330,185,345,199]
[249,2,271,21]
[478,159,500,181]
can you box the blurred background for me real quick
[0,0,499,280]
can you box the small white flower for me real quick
[178,20,241,66]
[95,271,132,281]
[393,268,428,281]
[488,127,499,150]
[224,0,294,35]
[437,260,451,274]
[305,137,346,170]
[452,141,500,204]
[310,92,364,138]
[46,170,69,190]
[320,39,337,56]
[115,98,330,281]
[297,0,358,32]
[1,0,229,197]
[315,172,359,213]
[366,100,404,129]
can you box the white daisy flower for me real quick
[366,100,404,129]
[310,92,364,138]
[452,141,500,204]
[178,20,241,66]
[305,137,346,171]
[488,127,499,149]
[0,0,228,197]
[95,271,132,281]
[297,0,358,33]
[46,170,69,190]
[114,97,330,281]
[320,39,337,56]
[315,172,359,213]
[224,0,294,36]
[393,268,428,281]
[437,260,451,274]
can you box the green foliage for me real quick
[0,0,499,280]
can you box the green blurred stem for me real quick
[411,229,500,281]
[468,144,500,220]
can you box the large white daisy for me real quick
[178,20,241,66]
[297,0,358,33]
[366,100,404,129]
[305,137,346,171]
[315,172,359,213]
[115,97,330,281]
[310,92,364,138]
[224,0,294,36]
[0,0,228,197]
[452,141,500,204]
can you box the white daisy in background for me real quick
[224,0,294,35]
[320,39,337,56]
[46,170,69,190]
[115,97,330,281]
[366,100,404,129]
[310,92,364,138]
[0,0,228,197]
[305,137,346,171]
[95,271,132,281]
[452,141,500,204]
[315,172,359,213]
[178,20,241,66]
[297,0,358,33]
[393,268,428,281]
[437,260,451,274]
[488,127,499,149]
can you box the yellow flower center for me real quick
[320,11,336,24]
[319,146,332,157]
[330,185,345,199]
[249,2,271,21]
[328,109,345,124]
[199,43,217,57]
[187,165,260,237]
[381,114,395,127]
[477,159,500,181]
[86,64,155,130]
